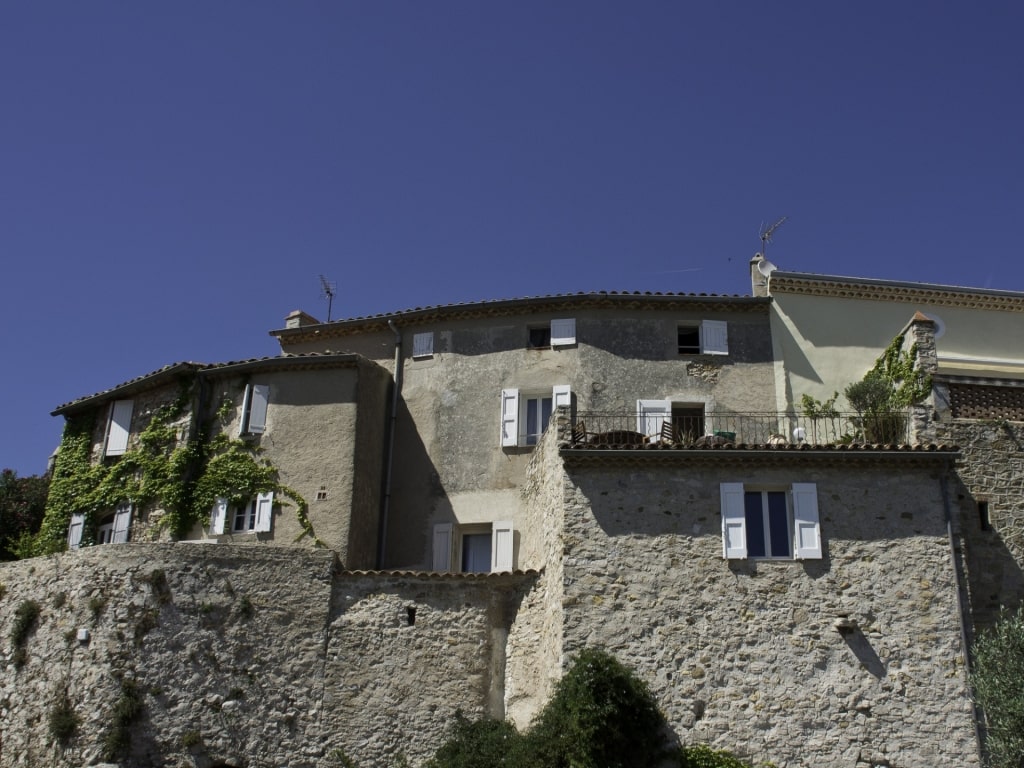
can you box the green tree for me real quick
[973,608,1024,768]
[0,469,49,560]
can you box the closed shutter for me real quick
[67,513,85,550]
[637,399,671,440]
[721,483,747,559]
[701,320,728,355]
[254,491,274,532]
[432,523,453,572]
[552,385,572,410]
[112,503,132,543]
[247,385,270,434]
[105,400,134,456]
[500,388,519,447]
[492,520,514,572]
[551,318,576,347]
[210,497,228,535]
[413,332,434,358]
[792,483,822,559]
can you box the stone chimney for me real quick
[284,310,322,329]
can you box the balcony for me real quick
[568,410,915,447]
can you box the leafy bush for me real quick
[102,678,144,761]
[10,599,41,669]
[425,712,524,768]
[679,744,754,768]
[48,693,80,745]
[973,608,1024,768]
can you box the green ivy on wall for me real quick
[32,376,318,556]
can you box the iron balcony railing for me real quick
[570,410,914,446]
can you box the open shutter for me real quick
[792,483,822,559]
[105,400,133,456]
[721,483,747,559]
[492,520,514,572]
[254,491,274,532]
[112,503,132,543]
[413,332,434,358]
[550,318,576,347]
[67,513,85,550]
[552,384,572,411]
[637,400,671,440]
[210,497,228,535]
[701,320,728,355]
[500,388,520,447]
[432,523,453,571]
[247,385,270,434]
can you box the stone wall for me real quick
[0,544,539,768]
[555,453,980,768]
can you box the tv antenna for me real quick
[758,216,787,258]
[319,275,336,322]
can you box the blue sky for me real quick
[2,2,1022,475]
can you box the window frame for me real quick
[239,384,270,436]
[104,400,134,457]
[677,320,729,356]
[501,385,572,447]
[721,482,821,560]
[432,520,514,573]
[412,331,434,359]
[214,492,274,535]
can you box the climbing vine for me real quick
[32,376,318,555]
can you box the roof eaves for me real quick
[51,362,209,416]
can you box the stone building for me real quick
[0,273,1001,767]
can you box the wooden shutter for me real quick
[254,491,274,532]
[105,400,133,456]
[413,332,434,358]
[500,388,519,447]
[701,320,729,355]
[492,520,514,572]
[637,400,671,440]
[550,318,576,347]
[552,384,572,410]
[247,385,270,434]
[67,513,85,550]
[792,483,822,559]
[432,523,453,571]
[112,503,132,543]
[721,483,747,559]
[210,497,228,535]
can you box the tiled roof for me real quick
[271,289,768,339]
[338,568,541,580]
[560,441,959,465]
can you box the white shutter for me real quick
[552,384,572,410]
[112,503,132,543]
[792,483,822,559]
[551,318,576,347]
[105,400,133,456]
[637,399,671,440]
[67,513,85,550]
[492,520,514,572]
[500,388,520,447]
[254,491,274,532]
[432,523,453,571]
[413,332,434,358]
[701,320,729,355]
[721,483,747,559]
[210,497,228,535]
[247,384,270,434]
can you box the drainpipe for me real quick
[378,319,403,568]
[941,471,983,758]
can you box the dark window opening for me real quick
[406,606,416,626]
[673,405,706,442]
[678,326,700,354]
[979,501,991,531]
[529,326,551,348]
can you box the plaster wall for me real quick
[554,455,979,768]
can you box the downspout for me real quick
[378,319,403,568]
[941,470,984,758]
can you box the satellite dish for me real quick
[757,258,778,277]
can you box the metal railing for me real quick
[570,410,913,446]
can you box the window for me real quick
[209,493,273,535]
[528,319,576,349]
[239,384,269,436]
[104,400,134,456]
[413,332,434,358]
[637,400,706,442]
[66,502,131,549]
[678,320,728,355]
[432,520,514,573]
[721,483,821,560]
[501,385,571,447]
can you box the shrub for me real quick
[48,693,80,745]
[424,712,524,768]
[973,607,1024,768]
[679,744,754,768]
[10,599,40,669]
[102,678,144,761]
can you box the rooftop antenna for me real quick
[758,216,787,259]
[319,275,336,322]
